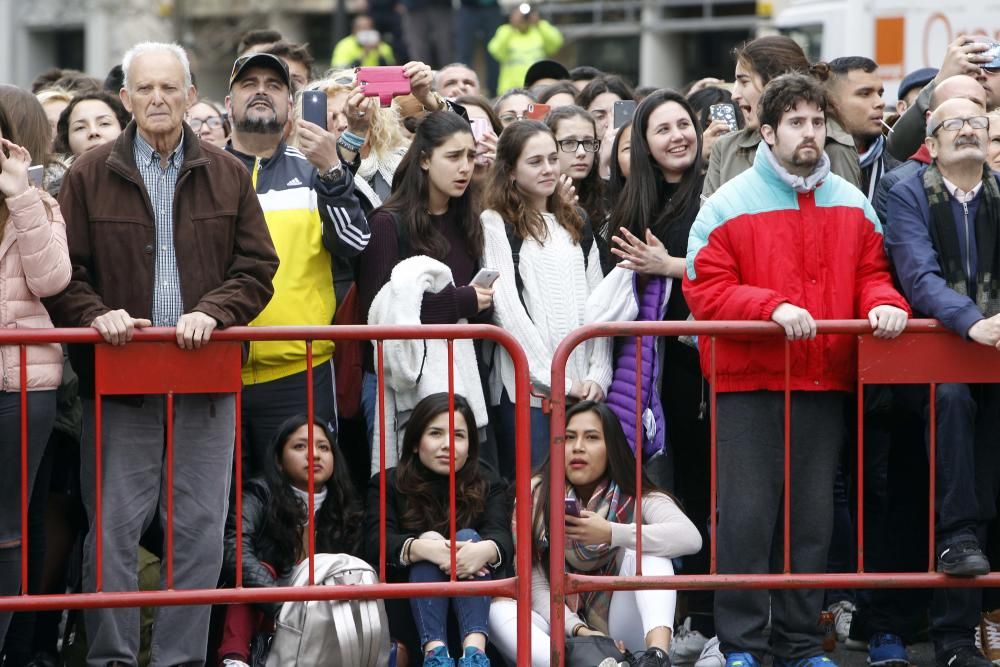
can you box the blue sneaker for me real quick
[458,646,490,667]
[774,656,838,667]
[726,652,763,667]
[868,633,909,667]
[423,646,455,667]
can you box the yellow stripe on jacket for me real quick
[243,182,336,385]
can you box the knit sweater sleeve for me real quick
[583,238,613,391]
[481,210,565,393]
[608,492,703,558]
[358,211,402,325]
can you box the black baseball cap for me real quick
[229,53,291,90]
[524,59,570,89]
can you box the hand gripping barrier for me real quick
[547,319,1000,666]
[0,324,535,664]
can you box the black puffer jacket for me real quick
[222,478,357,616]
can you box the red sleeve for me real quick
[682,219,788,322]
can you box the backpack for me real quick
[266,554,391,667]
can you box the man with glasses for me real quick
[224,52,370,479]
[885,96,1000,667]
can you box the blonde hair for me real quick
[291,70,409,160]
[35,87,73,108]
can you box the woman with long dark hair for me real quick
[545,106,607,234]
[357,111,492,463]
[481,120,611,475]
[217,415,363,665]
[598,89,715,640]
[488,401,701,666]
[364,393,512,667]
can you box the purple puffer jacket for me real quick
[605,274,669,460]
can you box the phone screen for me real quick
[564,498,581,517]
[27,165,44,188]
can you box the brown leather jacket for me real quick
[44,122,279,392]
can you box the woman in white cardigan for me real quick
[480,120,612,477]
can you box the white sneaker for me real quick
[670,617,710,665]
[694,635,725,667]
[222,660,250,667]
[827,600,856,642]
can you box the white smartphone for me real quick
[470,267,499,288]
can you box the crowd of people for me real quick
[1,18,1000,667]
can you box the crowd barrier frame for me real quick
[547,319,1000,666]
[0,324,534,664]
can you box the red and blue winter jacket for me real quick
[682,144,910,393]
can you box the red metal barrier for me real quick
[0,324,534,664]
[548,319,1000,666]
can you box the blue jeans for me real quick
[495,389,550,479]
[408,528,491,648]
[454,5,503,96]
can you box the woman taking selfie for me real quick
[481,120,611,475]
[489,401,701,667]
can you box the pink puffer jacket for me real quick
[1,188,71,391]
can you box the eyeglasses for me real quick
[188,116,225,132]
[498,112,525,123]
[931,115,989,135]
[557,139,601,153]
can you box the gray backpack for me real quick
[266,553,391,667]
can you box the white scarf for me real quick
[290,485,328,516]
[759,141,831,193]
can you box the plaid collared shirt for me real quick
[133,131,184,327]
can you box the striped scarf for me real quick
[519,478,635,634]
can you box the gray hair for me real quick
[121,42,193,91]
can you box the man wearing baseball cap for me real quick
[223,52,371,485]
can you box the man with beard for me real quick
[224,52,370,478]
[684,73,910,667]
[886,96,1000,667]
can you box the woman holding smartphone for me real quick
[357,111,494,460]
[481,120,611,475]
[488,401,701,667]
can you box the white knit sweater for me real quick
[481,209,613,406]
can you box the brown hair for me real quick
[454,95,503,135]
[0,84,51,168]
[484,120,583,244]
[0,102,13,228]
[757,72,828,131]
[732,35,810,87]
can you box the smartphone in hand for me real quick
[613,100,637,129]
[709,103,738,132]
[27,165,44,188]
[525,103,551,120]
[356,66,411,107]
[301,90,328,128]
[565,498,581,518]
[470,267,499,288]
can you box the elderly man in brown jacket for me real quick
[44,41,278,666]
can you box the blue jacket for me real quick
[884,168,997,338]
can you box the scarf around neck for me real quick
[923,162,1000,318]
[759,141,831,193]
[520,478,635,634]
[290,484,328,518]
